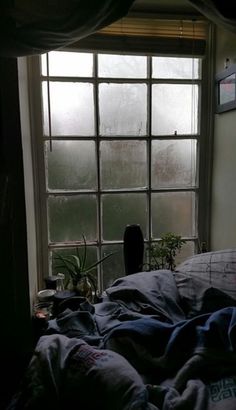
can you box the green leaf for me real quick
[70,255,82,271]
[54,253,78,279]
[81,234,87,271]
[85,252,114,274]
[53,238,114,288]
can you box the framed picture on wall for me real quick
[215,64,236,113]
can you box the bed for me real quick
[7,249,236,410]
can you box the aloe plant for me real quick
[54,236,113,298]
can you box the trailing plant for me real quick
[144,232,186,271]
[54,235,113,299]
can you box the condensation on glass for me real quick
[48,195,97,243]
[99,83,147,136]
[45,140,97,191]
[39,50,202,290]
[151,139,197,188]
[152,84,199,135]
[152,57,201,79]
[101,244,124,290]
[151,191,196,238]
[98,54,147,78]
[102,193,147,241]
[100,140,147,189]
[42,81,95,136]
[41,51,93,77]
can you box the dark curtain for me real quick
[0,0,135,57]
[189,1,236,33]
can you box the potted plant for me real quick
[144,232,186,271]
[54,236,113,301]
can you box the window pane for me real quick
[175,241,195,266]
[48,195,97,242]
[42,82,94,136]
[102,194,147,240]
[99,83,147,136]
[151,139,197,188]
[98,54,147,78]
[45,140,97,191]
[101,140,147,189]
[152,57,200,79]
[151,192,195,238]
[101,244,125,290]
[152,84,198,135]
[41,51,93,77]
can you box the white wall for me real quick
[211,26,236,249]
[18,57,38,309]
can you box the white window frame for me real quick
[24,40,214,292]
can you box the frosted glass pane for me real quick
[99,84,147,136]
[45,140,96,191]
[42,82,49,136]
[101,140,147,189]
[98,54,147,78]
[42,82,94,136]
[41,51,93,77]
[48,195,97,242]
[102,194,147,240]
[175,241,195,266]
[152,84,198,135]
[152,192,195,238]
[151,140,197,188]
[152,57,200,79]
[101,244,124,290]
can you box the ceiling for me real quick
[129,0,201,17]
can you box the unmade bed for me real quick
[7,249,236,410]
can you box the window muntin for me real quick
[38,51,201,290]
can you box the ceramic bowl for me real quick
[37,289,56,302]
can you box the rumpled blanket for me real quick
[7,307,236,410]
[7,334,156,410]
[7,271,236,409]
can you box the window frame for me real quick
[26,44,213,291]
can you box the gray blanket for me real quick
[7,270,236,410]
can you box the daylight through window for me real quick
[36,51,201,291]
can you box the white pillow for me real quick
[174,248,236,316]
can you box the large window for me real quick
[29,50,204,292]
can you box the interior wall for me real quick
[0,58,33,408]
[18,57,38,306]
[211,26,236,249]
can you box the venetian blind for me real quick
[71,17,209,56]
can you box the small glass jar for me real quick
[33,301,53,320]
[56,273,65,292]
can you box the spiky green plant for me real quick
[54,235,113,297]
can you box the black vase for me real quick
[123,224,144,275]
